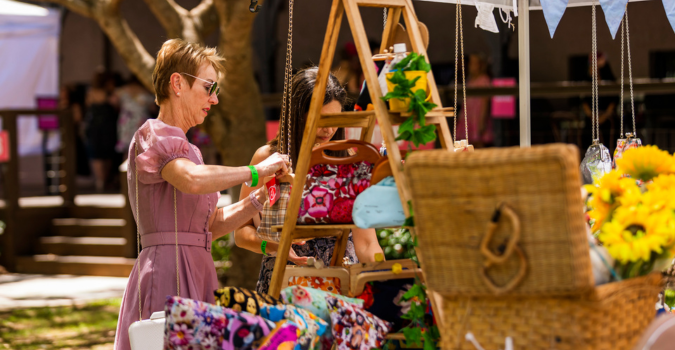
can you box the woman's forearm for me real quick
[210,195,262,240]
[233,225,265,253]
[162,159,253,195]
[352,228,384,263]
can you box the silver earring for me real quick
[176,92,180,96]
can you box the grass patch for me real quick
[0,298,121,349]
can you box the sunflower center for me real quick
[624,224,647,241]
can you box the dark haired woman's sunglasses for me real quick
[179,72,220,96]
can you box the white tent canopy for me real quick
[0,1,60,155]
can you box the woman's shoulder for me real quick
[250,145,273,165]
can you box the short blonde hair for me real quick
[152,39,225,105]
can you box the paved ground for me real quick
[0,273,128,311]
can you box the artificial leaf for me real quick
[393,52,416,71]
[402,284,424,301]
[403,327,422,347]
[423,331,436,350]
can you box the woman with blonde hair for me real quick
[114,39,289,350]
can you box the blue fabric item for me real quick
[665,0,675,33]
[352,176,405,229]
[540,0,569,38]
[599,0,628,39]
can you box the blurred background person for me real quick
[580,52,617,151]
[85,70,120,192]
[457,53,493,148]
[59,83,91,178]
[115,75,155,159]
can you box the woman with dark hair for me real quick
[234,67,383,294]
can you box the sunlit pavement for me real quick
[0,274,128,311]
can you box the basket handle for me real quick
[479,246,528,295]
[479,203,528,294]
[480,204,521,265]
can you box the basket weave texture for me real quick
[406,144,593,296]
[405,144,663,350]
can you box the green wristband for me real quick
[261,240,268,256]
[247,165,259,187]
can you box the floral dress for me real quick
[256,237,358,295]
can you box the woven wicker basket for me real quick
[405,144,663,350]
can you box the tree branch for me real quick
[42,0,95,18]
[142,0,187,38]
[191,0,217,39]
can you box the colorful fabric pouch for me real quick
[214,286,282,315]
[257,320,299,350]
[288,276,341,295]
[297,161,374,224]
[280,285,364,323]
[325,295,392,350]
[164,295,275,350]
[260,304,329,350]
[256,182,292,242]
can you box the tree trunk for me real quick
[208,0,268,289]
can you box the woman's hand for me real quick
[255,153,290,178]
[265,241,309,266]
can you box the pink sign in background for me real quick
[0,130,9,163]
[36,97,60,130]
[491,78,516,119]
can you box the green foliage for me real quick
[666,289,675,309]
[391,52,432,73]
[211,234,232,283]
[0,299,121,349]
[381,54,437,148]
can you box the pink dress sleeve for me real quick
[134,120,191,184]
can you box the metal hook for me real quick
[249,0,261,13]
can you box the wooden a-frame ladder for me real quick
[267,0,455,298]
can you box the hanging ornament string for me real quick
[454,0,468,142]
[383,8,387,30]
[591,4,599,142]
[625,10,636,136]
[619,18,626,138]
[280,0,294,171]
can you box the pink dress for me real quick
[114,119,219,350]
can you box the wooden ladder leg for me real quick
[269,234,293,296]
[330,229,351,266]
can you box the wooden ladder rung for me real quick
[319,111,375,128]
[355,0,406,8]
[271,224,357,239]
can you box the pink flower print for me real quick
[337,164,355,178]
[329,198,354,223]
[292,287,312,306]
[310,164,335,177]
[305,187,333,218]
[352,178,370,196]
[328,178,345,194]
[170,323,194,345]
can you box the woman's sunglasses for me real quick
[179,72,220,96]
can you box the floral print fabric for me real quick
[298,161,374,224]
[280,286,364,323]
[257,321,299,350]
[325,295,392,350]
[164,296,275,350]
[259,304,329,350]
[213,287,281,315]
[288,276,341,295]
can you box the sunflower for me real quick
[586,170,641,231]
[647,174,675,192]
[616,146,675,182]
[598,205,675,263]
